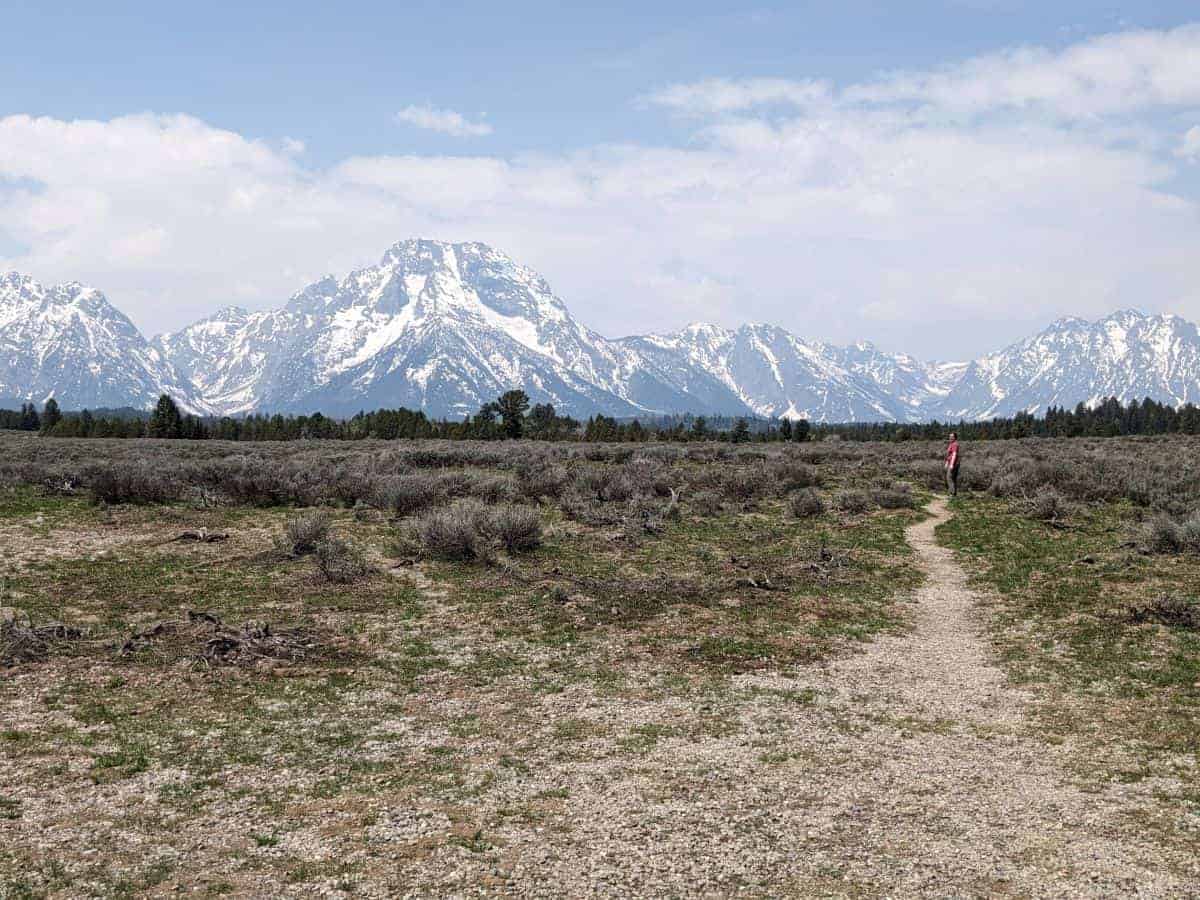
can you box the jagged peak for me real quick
[378,237,507,268]
[1103,307,1148,321]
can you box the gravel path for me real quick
[758,498,1197,896]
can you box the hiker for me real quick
[944,431,960,497]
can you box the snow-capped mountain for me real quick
[0,271,205,412]
[940,310,1200,419]
[7,241,1200,422]
[620,324,922,422]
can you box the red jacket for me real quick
[945,440,959,468]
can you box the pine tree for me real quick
[147,394,183,439]
[496,390,530,439]
[40,398,61,434]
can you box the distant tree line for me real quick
[3,393,1197,443]
[810,396,1200,441]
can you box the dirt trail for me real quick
[766,497,1195,895]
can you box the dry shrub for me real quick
[373,474,443,517]
[87,463,180,505]
[469,475,519,505]
[119,610,337,667]
[559,488,623,526]
[315,535,371,583]
[722,466,772,501]
[625,458,675,497]
[834,490,872,514]
[789,488,825,518]
[1139,515,1182,554]
[691,490,723,517]
[488,505,543,554]
[1179,514,1200,554]
[278,510,331,556]
[598,471,636,502]
[415,500,542,560]
[417,501,491,560]
[518,464,570,500]
[871,483,917,509]
[1137,513,1200,555]
[1025,488,1067,522]
[772,460,820,492]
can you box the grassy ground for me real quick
[937,496,1200,782]
[0,473,924,897]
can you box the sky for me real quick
[2,0,1200,360]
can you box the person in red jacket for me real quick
[944,432,960,497]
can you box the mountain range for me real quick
[3,239,1199,422]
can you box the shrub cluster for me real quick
[789,488,825,518]
[1138,513,1200,554]
[415,500,543,561]
[278,511,331,556]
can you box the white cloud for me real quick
[651,25,1200,122]
[642,77,832,115]
[845,25,1200,119]
[1179,125,1200,161]
[395,104,492,137]
[3,25,1200,358]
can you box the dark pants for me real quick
[946,464,959,496]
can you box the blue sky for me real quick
[3,1,1200,357]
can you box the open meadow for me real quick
[1,432,1198,897]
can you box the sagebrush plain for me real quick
[1,433,1198,897]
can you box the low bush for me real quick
[373,474,443,517]
[772,460,820,492]
[414,500,542,560]
[518,464,570,500]
[315,535,370,583]
[789,488,825,518]
[1137,513,1200,555]
[468,474,519,505]
[834,490,872,514]
[87,463,180,505]
[1179,514,1200,554]
[278,511,331,556]
[1025,488,1067,522]
[488,505,543,554]
[416,501,491,561]
[722,466,772,502]
[1139,515,1183,554]
[690,490,723,518]
[871,483,916,509]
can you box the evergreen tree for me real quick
[147,394,183,438]
[496,390,531,439]
[730,418,751,443]
[40,398,62,434]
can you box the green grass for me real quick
[938,496,1200,757]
